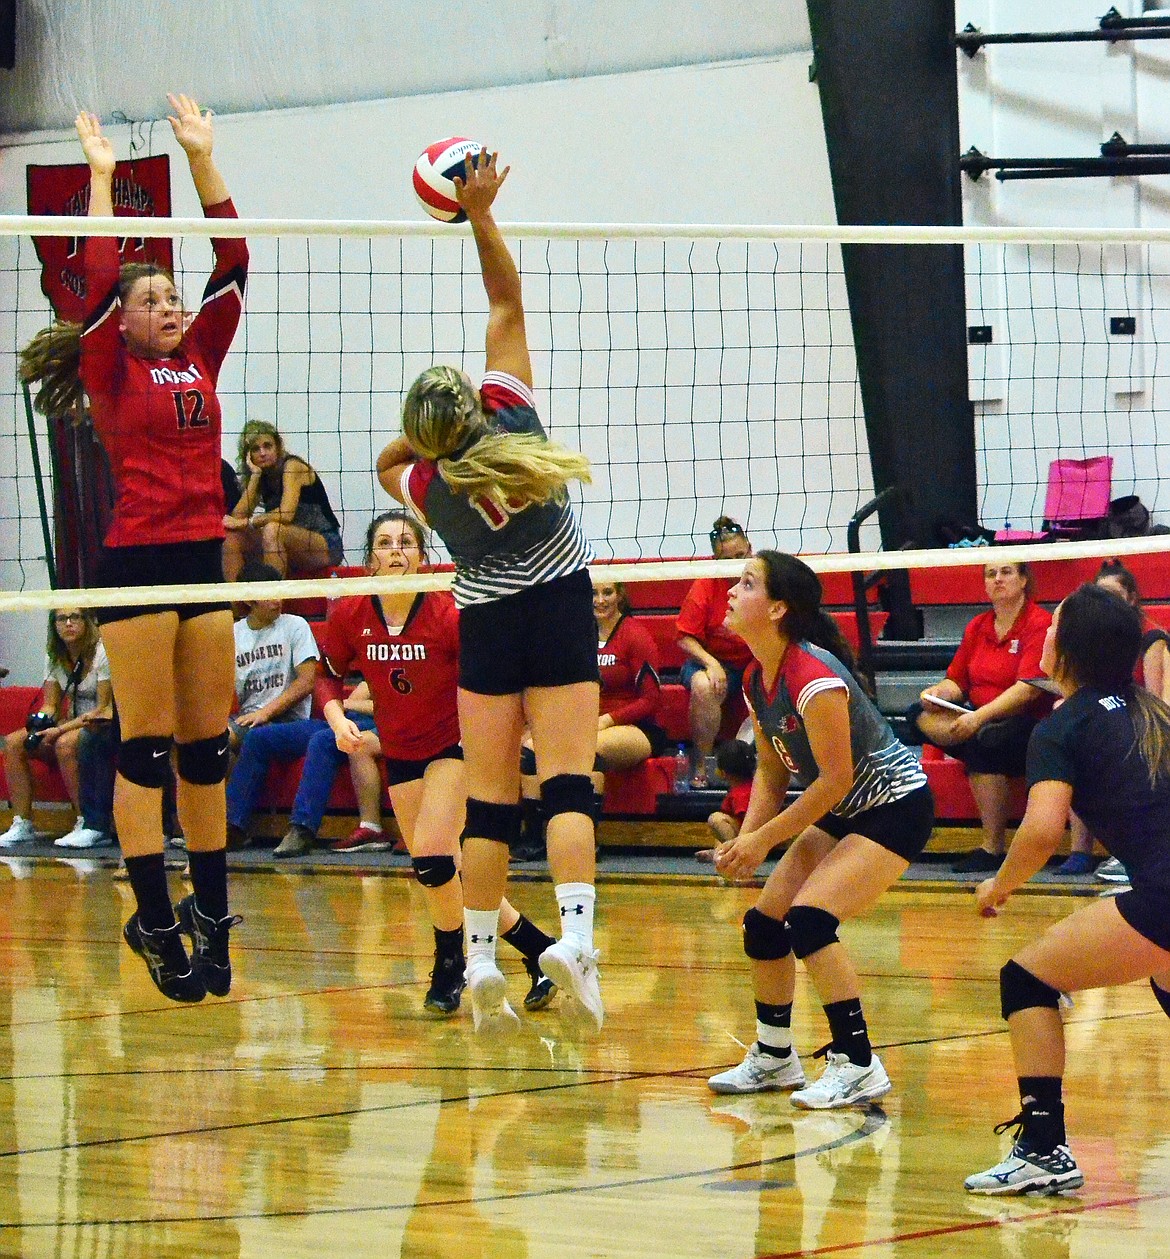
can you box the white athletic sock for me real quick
[555,882,596,951]
[465,908,501,969]
[357,820,383,834]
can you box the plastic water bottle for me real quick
[673,744,691,793]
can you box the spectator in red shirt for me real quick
[593,578,666,791]
[704,737,756,848]
[676,516,754,787]
[911,561,1052,874]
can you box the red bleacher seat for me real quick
[602,756,674,816]
[909,553,1170,607]
[919,743,1027,822]
[0,685,70,804]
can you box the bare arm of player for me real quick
[975,779,1072,916]
[376,436,417,505]
[167,93,230,207]
[322,697,365,754]
[76,112,115,215]
[715,689,853,882]
[454,150,532,389]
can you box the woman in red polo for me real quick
[676,516,755,787]
[912,561,1052,873]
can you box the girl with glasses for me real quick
[1,610,111,849]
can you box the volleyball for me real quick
[413,137,483,222]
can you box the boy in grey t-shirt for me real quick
[225,563,321,849]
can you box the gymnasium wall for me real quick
[958,0,1170,531]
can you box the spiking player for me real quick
[708,552,933,1108]
[20,96,246,1003]
[317,509,557,1016]
[376,149,604,1035]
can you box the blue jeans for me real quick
[226,713,378,834]
[77,718,118,835]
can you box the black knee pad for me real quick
[175,731,230,785]
[541,773,594,821]
[413,855,458,888]
[117,736,173,789]
[742,907,792,961]
[786,904,841,960]
[461,798,522,847]
[519,746,537,777]
[1000,959,1061,1020]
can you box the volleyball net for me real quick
[3,217,1170,617]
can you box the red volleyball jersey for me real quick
[598,614,662,726]
[317,592,461,760]
[79,199,248,547]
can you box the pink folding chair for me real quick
[1043,456,1113,534]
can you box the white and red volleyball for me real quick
[413,137,483,222]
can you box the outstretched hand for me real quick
[453,149,510,217]
[75,112,115,178]
[167,93,214,159]
[974,876,1008,917]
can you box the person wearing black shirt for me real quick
[966,583,1170,1197]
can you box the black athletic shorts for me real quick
[633,718,669,757]
[93,539,229,625]
[814,783,935,862]
[940,713,1036,777]
[1115,887,1170,953]
[384,742,463,788]
[458,567,600,696]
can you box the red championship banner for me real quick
[26,154,174,321]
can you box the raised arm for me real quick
[455,150,532,388]
[76,112,115,217]
[167,93,229,207]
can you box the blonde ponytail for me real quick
[403,363,592,511]
[438,430,591,511]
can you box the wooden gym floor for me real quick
[0,860,1167,1258]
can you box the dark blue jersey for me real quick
[1028,688,1170,892]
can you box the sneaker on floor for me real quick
[965,1142,1084,1196]
[176,894,241,997]
[708,1042,806,1094]
[55,824,112,849]
[467,958,520,1036]
[423,951,465,1015]
[273,823,314,859]
[330,825,392,853]
[225,823,252,852]
[522,956,557,1012]
[952,848,1004,875]
[0,816,37,848]
[123,913,206,1003]
[1056,851,1097,876]
[790,1051,891,1109]
[1094,856,1130,883]
[538,938,604,1032]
